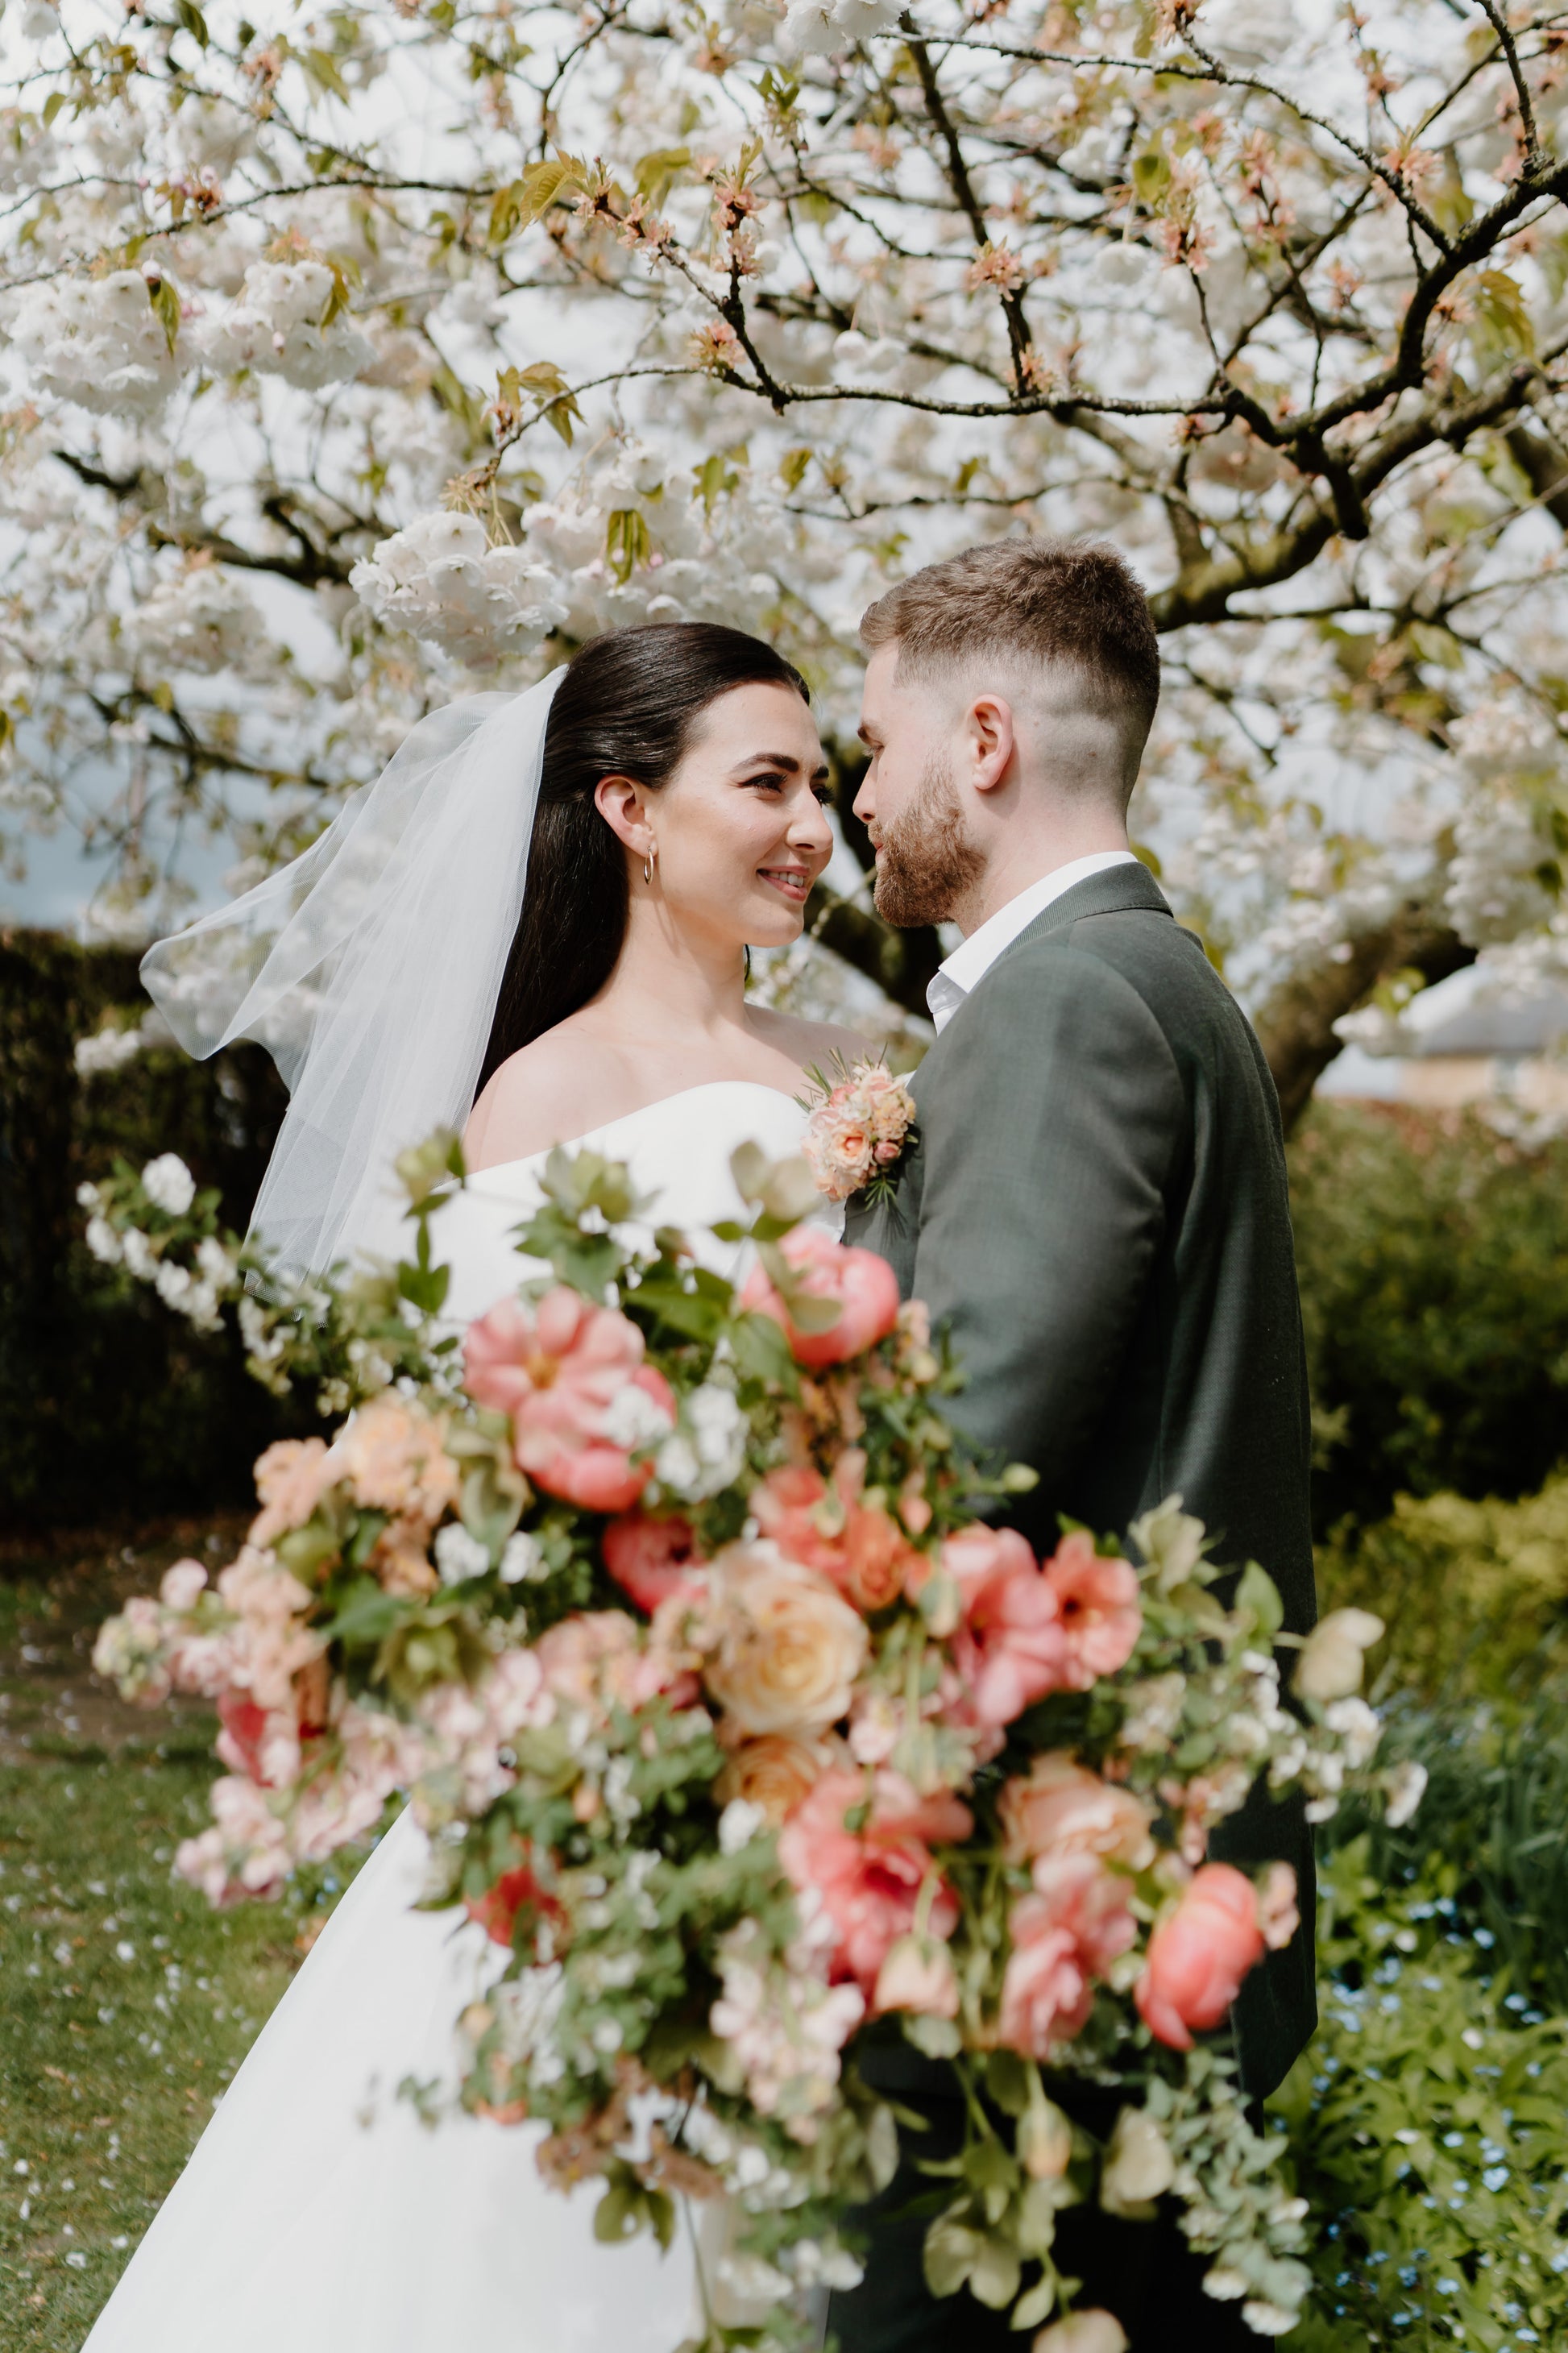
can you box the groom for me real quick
[830,537,1317,2351]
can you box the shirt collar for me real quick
[926,850,1139,1035]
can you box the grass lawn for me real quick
[0,1525,356,2352]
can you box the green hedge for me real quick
[1290,1102,1568,1533]
[0,928,294,1537]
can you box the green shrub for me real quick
[1276,1837,1568,2352]
[1289,1103,1568,1533]
[0,929,293,1535]
[1316,1477,1568,1704]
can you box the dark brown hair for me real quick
[860,535,1160,738]
[476,622,809,1095]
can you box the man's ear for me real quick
[966,694,1018,796]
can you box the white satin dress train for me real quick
[84,1083,826,2353]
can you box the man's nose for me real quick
[851,770,875,825]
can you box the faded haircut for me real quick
[859,536,1161,744]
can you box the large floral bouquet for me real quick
[89,1137,1419,2351]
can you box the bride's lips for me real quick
[759,865,812,903]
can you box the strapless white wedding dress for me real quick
[84,1082,828,2353]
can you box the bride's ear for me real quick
[593,774,654,862]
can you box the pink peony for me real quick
[602,1513,707,1615]
[998,1752,1155,1872]
[778,1767,972,1996]
[1043,1531,1143,1687]
[738,1227,902,1368]
[997,1852,1137,2058]
[945,1525,1068,1728]
[464,1289,675,1514]
[1134,1861,1267,2051]
[752,1457,921,1613]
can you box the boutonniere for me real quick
[800,1054,919,1206]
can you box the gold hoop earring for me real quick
[643,846,656,886]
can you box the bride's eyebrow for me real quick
[732,750,829,778]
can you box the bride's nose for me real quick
[788,789,834,858]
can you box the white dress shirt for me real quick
[925,849,1139,1034]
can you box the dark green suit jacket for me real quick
[845,859,1317,2095]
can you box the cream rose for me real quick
[716,1730,845,1824]
[702,1542,868,1737]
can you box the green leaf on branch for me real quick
[173,0,209,46]
[1471,270,1534,373]
[635,146,690,205]
[605,507,652,583]
[302,47,350,101]
[147,276,181,355]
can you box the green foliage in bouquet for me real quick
[1277,1837,1568,2352]
[84,1135,1419,2351]
[1317,1475,1568,1704]
[1289,1105,1568,1533]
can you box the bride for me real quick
[85,622,869,2353]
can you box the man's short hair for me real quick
[859,535,1160,738]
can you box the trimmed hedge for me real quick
[1290,1102,1568,1534]
[0,928,295,1536]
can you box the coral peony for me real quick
[778,1768,971,1996]
[1043,1531,1143,1687]
[464,1289,674,1513]
[998,1753,1155,1873]
[1134,1861,1267,2050]
[752,1457,921,1613]
[602,1512,707,1614]
[467,1850,566,1950]
[702,1542,868,1737]
[738,1226,901,1368]
[997,1852,1138,2058]
[945,1526,1068,1728]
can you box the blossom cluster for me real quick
[348,512,570,668]
[92,1136,1414,2347]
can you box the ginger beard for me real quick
[869,749,985,928]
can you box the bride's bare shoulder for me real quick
[746,1005,876,1077]
[463,1027,628,1172]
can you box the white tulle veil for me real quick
[141,670,565,1272]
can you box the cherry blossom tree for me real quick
[6,0,1568,1116]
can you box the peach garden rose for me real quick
[700,1541,869,1737]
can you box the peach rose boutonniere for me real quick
[800,1055,919,1206]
